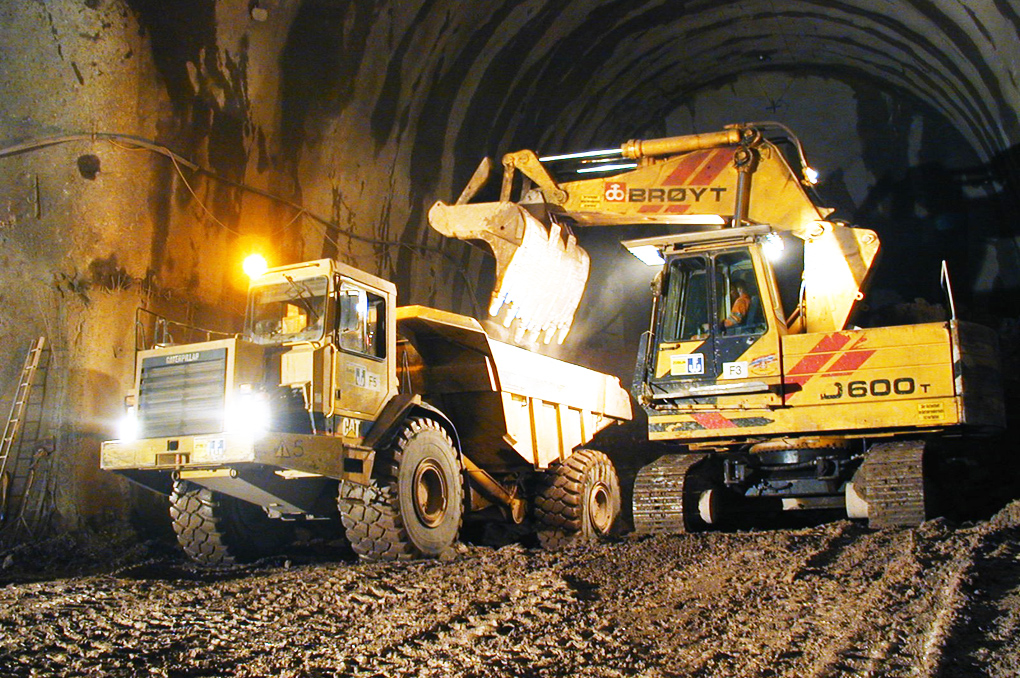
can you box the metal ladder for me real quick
[0,337,46,524]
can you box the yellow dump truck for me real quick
[101,259,631,564]
[429,122,1005,531]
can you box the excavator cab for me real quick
[630,227,784,413]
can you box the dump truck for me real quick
[101,259,632,564]
[429,122,1005,532]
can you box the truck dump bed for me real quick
[396,306,632,470]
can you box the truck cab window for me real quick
[337,283,386,358]
[246,275,329,345]
[661,257,710,342]
[716,250,765,336]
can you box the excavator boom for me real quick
[430,123,879,338]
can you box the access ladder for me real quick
[0,337,46,524]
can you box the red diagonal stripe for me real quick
[827,349,876,373]
[663,150,712,186]
[691,412,734,429]
[639,205,663,213]
[690,148,736,185]
[787,353,830,376]
[787,333,852,376]
[665,204,692,214]
[816,333,854,353]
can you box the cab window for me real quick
[246,276,328,346]
[716,250,765,336]
[661,257,710,342]
[337,282,386,358]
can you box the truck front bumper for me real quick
[101,432,374,486]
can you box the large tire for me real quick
[338,417,463,561]
[535,448,621,549]
[169,480,294,566]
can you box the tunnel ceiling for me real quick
[5,0,1020,357]
[407,0,1018,162]
[116,0,1020,208]
[99,0,1020,316]
[543,1,1014,156]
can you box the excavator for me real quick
[429,122,1005,531]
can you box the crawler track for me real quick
[860,440,927,528]
[632,453,707,534]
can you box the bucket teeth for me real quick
[429,201,589,344]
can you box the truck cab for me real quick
[243,259,398,442]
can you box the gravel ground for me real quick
[0,502,1019,678]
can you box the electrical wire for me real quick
[166,151,241,236]
[0,131,484,314]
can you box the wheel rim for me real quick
[587,480,613,534]
[413,458,448,528]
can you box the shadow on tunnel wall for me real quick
[838,143,1020,507]
[825,144,1020,323]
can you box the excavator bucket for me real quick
[428,200,589,343]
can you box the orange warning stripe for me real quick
[691,412,735,429]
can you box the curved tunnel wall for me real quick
[0,0,1018,530]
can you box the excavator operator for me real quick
[721,279,751,331]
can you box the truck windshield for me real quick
[246,275,329,345]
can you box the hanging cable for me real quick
[0,131,484,315]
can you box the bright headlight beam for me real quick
[627,245,666,266]
[225,393,271,439]
[117,408,139,442]
[761,232,786,261]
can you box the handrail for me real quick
[133,307,234,352]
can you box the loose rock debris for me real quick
[1,503,1019,677]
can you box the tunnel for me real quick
[0,0,1018,537]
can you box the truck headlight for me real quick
[118,407,139,442]
[225,393,271,439]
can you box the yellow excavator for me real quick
[429,122,1005,531]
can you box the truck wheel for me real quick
[338,417,463,561]
[169,480,293,566]
[535,449,621,549]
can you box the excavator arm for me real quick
[429,123,879,339]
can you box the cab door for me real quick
[710,247,782,407]
[647,246,781,406]
[332,279,390,425]
[649,255,717,396]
